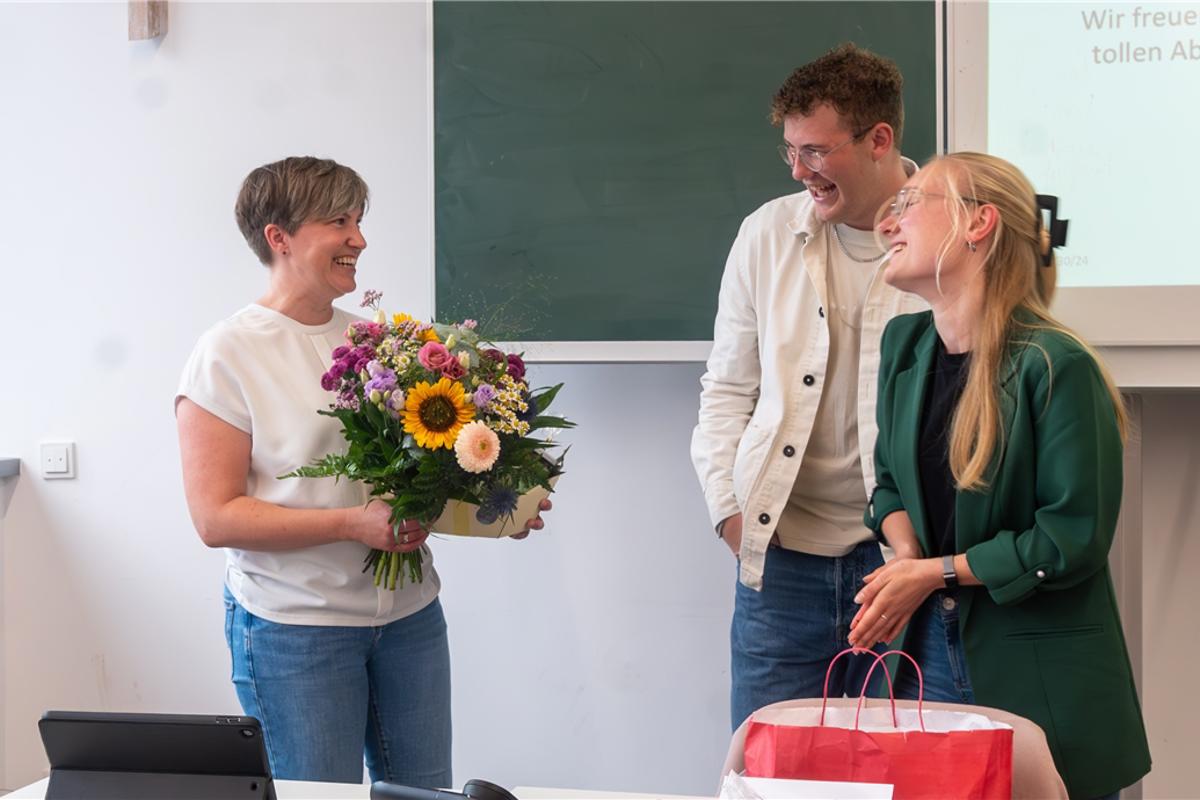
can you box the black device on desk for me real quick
[38,710,276,799]
[371,778,517,800]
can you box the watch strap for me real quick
[942,554,959,589]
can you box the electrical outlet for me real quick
[40,441,75,479]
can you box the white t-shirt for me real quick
[176,303,440,626]
[775,224,881,556]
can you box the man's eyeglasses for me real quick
[777,125,875,172]
[887,188,980,221]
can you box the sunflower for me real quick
[402,378,475,449]
[392,312,441,343]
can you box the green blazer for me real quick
[866,311,1150,798]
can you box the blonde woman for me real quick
[849,153,1150,799]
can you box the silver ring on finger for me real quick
[879,613,889,622]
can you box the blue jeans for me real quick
[224,590,452,786]
[731,541,886,729]
[891,590,975,704]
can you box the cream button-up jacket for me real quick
[691,163,925,590]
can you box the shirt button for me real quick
[803,374,815,386]
[942,595,957,611]
[783,445,795,457]
[1036,569,1047,579]
[758,513,771,525]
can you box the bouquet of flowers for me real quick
[283,290,572,589]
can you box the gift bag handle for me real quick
[819,646,897,727]
[855,649,926,732]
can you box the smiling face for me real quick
[877,164,971,299]
[782,104,891,230]
[278,208,367,303]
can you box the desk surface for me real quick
[514,790,706,799]
[4,779,704,799]
[4,777,368,798]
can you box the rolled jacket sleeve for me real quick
[966,351,1124,606]
[865,487,906,541]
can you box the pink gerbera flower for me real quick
[453,421,501,473]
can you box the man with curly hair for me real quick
[691,43,926,728]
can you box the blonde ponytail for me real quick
[933,154,1126,491]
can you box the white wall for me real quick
[1140,393,1200,799]
[0,2,729,793]
[2,2,1197,797]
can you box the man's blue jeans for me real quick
[731,541,886,729]
[224,590,452,786]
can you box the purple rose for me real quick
[506,354,526,380]
[364,362,398,394]
[472,383,497,409]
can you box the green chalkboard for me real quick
[434,1,937,343]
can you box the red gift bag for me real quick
[744,648,1013,800]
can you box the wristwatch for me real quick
[942,554,959,590]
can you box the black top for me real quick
[917,338,970,557]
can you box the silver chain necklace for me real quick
[832,223,885,263]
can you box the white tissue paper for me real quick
[720,771,892,800]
